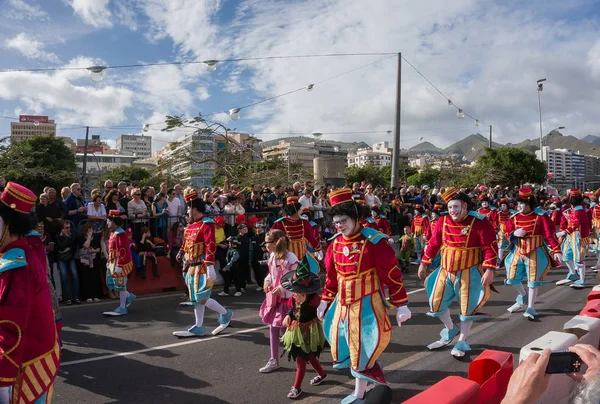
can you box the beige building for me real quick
[59,136,77,152]
[215,131,262,162]
[11,115,56,143]
[116,134,152,158]
[262,141,319,171]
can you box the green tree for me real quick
[96,166,151,188]
[407,165,441,187]
[0,135,76,194]
[472,147,546,187]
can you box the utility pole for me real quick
[391,52,402,189]
[489,125,492,148]
[81,126,90,191]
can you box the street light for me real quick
[229,108,241,120]
[143,124,150,132]
[306,84,314,91]
[87,66,106,82]
[537,78,547,153]
[457,109,465,119]
[204,60,219,72]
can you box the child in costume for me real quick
[280,260,327,399]
[219,236,244,297]
[139,226,160,278]
[397,226,415,272]
[258,229,297,374]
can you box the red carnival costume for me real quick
[0,182,60,404]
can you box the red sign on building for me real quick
[76,145,104,153]
[19,115,49,123]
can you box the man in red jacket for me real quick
[0,182,60,404]
[418,187,498,358]
[557,189,593,289]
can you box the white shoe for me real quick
[234,291,242,297]
[218,291,229,297]
[507,302,525,313]
[259,358,279,373]
[240,288,246,292]
[86,298,93,303]
[93,298,101,302]
[255,287,263,292]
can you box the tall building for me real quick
[76,135,114,154]
[116,134,152,158]
[156,129,216,188]
[10,115,56,143]
[215,132,262,162]
[262,141,319,171]
[537,146,586,188]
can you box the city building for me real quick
[347,141,408,168]
[76,135,115,154]
[59,136,77,152]
[155,129,216,188]
[262,141,319,171]
[313,156,346,187]
[215,131,262,162]
[116,134,152,158]
[537,147,586,188]
[10,115,56,143]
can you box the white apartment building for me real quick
[537,146,585,187]
[11,115,56,143]
[156,129,216,188]
[348,141,392,167]
[262,141,319,171]
[116,134,152,158]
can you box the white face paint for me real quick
[447,200,466,221]
[517,202,529,213]
[106,219,112,228]
[414,209,420,217]
[500,204,508,212]
[481,201,489,208]
[333,215,357,237]
[371,211,377,217]
[431,212,439,220]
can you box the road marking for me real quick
[61,325,269,367]
[61,287,427,310]
[302,284,569,403]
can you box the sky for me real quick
[1,0,600,154]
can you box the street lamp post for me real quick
[391,53,402,189]
[537,78,546,154]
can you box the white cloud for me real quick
[6,0,49,20]
[139,0,600,149]
[114,0,138,31]
[196,87,210,101]
[65,0,113,28]
[4,33,61,63]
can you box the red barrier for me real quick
[468,350,513,404]
[127,257,186,295]
[402,376,479,404]
[587,290,600,302]
[580,299,600,319]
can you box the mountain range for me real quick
[408,130,600,160]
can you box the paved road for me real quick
[54,262,596,403]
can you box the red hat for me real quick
[299,206,310,213]
[286,196,299,205]
[247,216,260,227]
[433,202,445,212]
[478,193,489,201]
[414,204,423,209]
[441,187,459,203]
[0,182,36,214]
[329,188,353,206]
[594,188,600,197]
[518,187,533,199]
[184,188,198,203]
[498,198,508,205]
[108,210,121,218]
[569,188,581,198]
[214,216,225,225]
[355,198,366,206]
[126,228,133,236]
[235,214,246,224]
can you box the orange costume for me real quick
[0,183,60,404]
[411,212,430,253]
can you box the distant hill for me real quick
[409,141,443,154]
[260,136,369,153]
[443,133,503,161]
[507,130,600,157]
[582,135,600,145]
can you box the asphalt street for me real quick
[54,261,597,404]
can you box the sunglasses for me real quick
[63,226,71,229]
[264,240,275,244]
[134,193,141,196]
[332,218,349,226]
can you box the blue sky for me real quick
[1,0,600,153]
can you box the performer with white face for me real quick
[319,188,410,403]
[419,187,498,358]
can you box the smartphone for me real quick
[545,351,583,374]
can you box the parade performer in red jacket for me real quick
[591,189,600,271]
[102,210,136,316]
[418,187,498,358]
[272,196,322,274]
[496,198,515,267]
[173,188,233,337]
[364,204,392,236]
[556,189,592,289]
[318,188,410,404]
[503,188,561,319]
[411,204,429,263]
[0,182,60,404]
[477,194,499,232]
